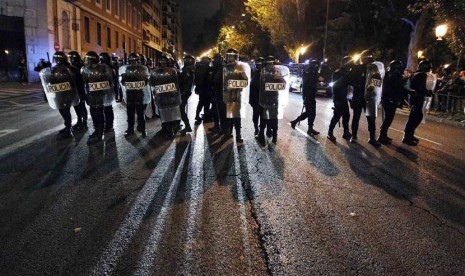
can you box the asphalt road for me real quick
[0,84,464,276]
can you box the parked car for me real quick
[316,64,333,97]
[288,63,304,93]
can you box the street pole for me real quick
[323,0,330,62]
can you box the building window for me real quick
[61,11,70,49]
[114,0,119,17]
[128,3,132,26]
[116,31,119,48]
[84,17,90,43]
[96,0,101,7]
[137,12,141,29]
[123,34,126,50]
[107,27,111,48]
[97,22,102,46]
[129,37,131,52]
[106,0,111,11]
[122,0,126,21]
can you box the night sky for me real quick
[176,0,221,54]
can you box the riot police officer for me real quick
[258,56,290,144]
[211,54,227,133]
[178,55,195,133]
[364,62,384,147]
[378,60,404,144]
[223,48,251,143]
[68,51,88,131]
[403,60,432,146]
[39,51,81,140]
[194,56,212,124]
[99,52,116,132]
[250,57,264,136]
[150,54,182,138]
[327,56,352,142]
[347,55,373,143]
[81,51,115,144]
[119,53,151,137]
[290,59,320,136]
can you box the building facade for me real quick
[0,0,182,83]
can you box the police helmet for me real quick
[212,54,223,67]
[183,55,195,67]
[388,60,403,73]
[128,52,140,62]
[99,52,112,65]
[53,51,68,65]
[255,57,265,70]
[226,48,239,63]
[158,54,169,67]
[85,51,99,65]
[68,51,82,64]
[139,54,147,65]
[265,56,275,65]
[418,60,432,73]
[361,54,374,65]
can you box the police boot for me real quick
[377,130,391,145]
[307,128,320,136]
[266,128,272,138]
[184,123,192,133]
[257,129,266,145]
[87,129,103,144]
[402,135,418,146]
[272,131,277,144]
[290,119,298,129]
[73,121,85,131]
[254,124,259,136]
[124,126,135,137]
[327,128,336,142]
[342,130,352,140]
[137,125,147,138]
[56,128,73,141]
[368,132,381,148]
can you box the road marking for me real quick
[90,141,179,276]
[134,144,190,276]
[233,142,253,274]
[0,129,19,139]
[390,127,443,146]
[287,123,320,144]
[183,125,205,274]
[0,125,63,159]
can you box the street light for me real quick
[295,44,309,63]
[4,50,9,55]
[435,24,448,40]
[352,53,361,64]
[417,50,425,59]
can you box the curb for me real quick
[396,109,465,128]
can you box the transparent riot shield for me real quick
[364,62,384,117]
[259,65,290,119]
[422,72,437,123]
[150,67,182,123]
[39,66,80,110]
[118,65,151,105]
[82,64,115,107]
[222,61,251,118]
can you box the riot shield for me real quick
[81,64,115,107]
[422,72,437,121]
[118,65,151,105]
[259,65,290,119]
[364,62,384,117]
[222,61,251,118]
[39,65,80,110]
[150,67,181,123]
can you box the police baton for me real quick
[46,52,51,67]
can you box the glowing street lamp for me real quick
[4,50,9,55]
[352,53,361,64]
[435,24,448,40]
[417,50,425,59]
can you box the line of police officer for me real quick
[39,47,431,147]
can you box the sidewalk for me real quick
[397,107,465,128]
[0,82,43,90]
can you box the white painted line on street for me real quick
[0,129,19,139]
[183,125,205,275]
[90,141,178,276]
[233,143,252,274]
[134,145,190,276]
[287,123,320,144]
[390,127,443,146]
[0,125,63,159]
